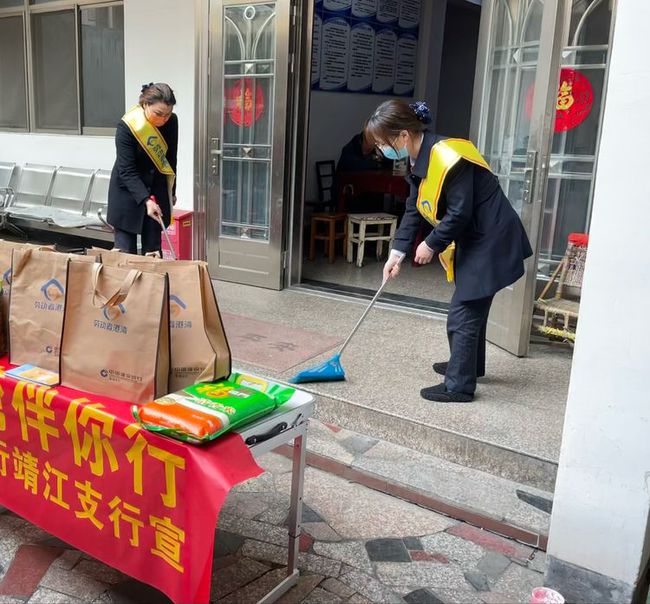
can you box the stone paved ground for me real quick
[0,450,546,604]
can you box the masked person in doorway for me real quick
[337,127,393,173]
[336,126,394,213]
[367,100,533,403]
[108,83,178,254]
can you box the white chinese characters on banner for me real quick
[312,0,419,96]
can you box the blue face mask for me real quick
[380,144,409,161]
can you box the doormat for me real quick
[221,313,342,373]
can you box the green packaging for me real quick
[133,375,296,445]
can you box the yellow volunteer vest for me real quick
[416,139,492,282]
[121,105,176,219]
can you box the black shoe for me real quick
[420,383,473,403]
[432,362,448,376]
[432,361,485,378]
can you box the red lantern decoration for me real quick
[526,68,594,133]
[225,78,265,127]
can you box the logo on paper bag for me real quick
[103,304,126,322]
[41,279,64,302]
[170,295,192,329]
[170,295,187,317]
[35,278,65,312]
[94,303,128,335]
[2,267,11,294]
[100,367,142,384]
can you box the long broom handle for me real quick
[156,215,177,260]
[338,256,403,358]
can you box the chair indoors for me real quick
[306,160,347,263]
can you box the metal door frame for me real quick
[194,0,293,289]
[194,0,211,263]
[286,0,314,289]
[470,0,568,356]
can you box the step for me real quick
[309,389,558,493]
[275,418,553,549]
[229,357,560,493]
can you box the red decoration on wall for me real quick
[225,78,265,127]
[526,68,594,133]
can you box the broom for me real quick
[289,257,402,384]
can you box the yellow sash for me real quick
[121,105,175,218]
[416,139,491,282]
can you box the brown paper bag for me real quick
[9,249,96,371]
[60,262,170,404]
[88,247,161,266]
[126,260,231,391]
[0,240,52,356]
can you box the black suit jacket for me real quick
[336,133,393,173]
[107,113,178,234]
[393,131,533,302]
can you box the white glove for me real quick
[383,250,405,282]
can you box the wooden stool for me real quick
[309,212,347,263]
[346,213,398,267]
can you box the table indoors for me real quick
[335,170,410,212]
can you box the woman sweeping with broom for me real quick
[369,99,533,403]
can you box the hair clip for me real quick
[409,101,432,124]
[141,82,154,93]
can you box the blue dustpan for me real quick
[289,354,345,384]
[289,274,394,385]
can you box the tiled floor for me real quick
[301,255,454,304]
[0,451,547,603]
[221,313,342,372]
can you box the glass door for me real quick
[471,0,568,356]
[538,0,613,275]
[206,0,292,289]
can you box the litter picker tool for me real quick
[155,213,177,260]
[289,257,402,384]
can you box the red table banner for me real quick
[0,357,263,603]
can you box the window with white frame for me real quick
[0,0,124,134]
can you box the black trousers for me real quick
[113,216,162,255]
[444,292,494,395]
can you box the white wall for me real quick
[123,0,195,210]
[546,0,650,588]
[305,91,400,201]
[0,134,116,171]
[0,0,195,210]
